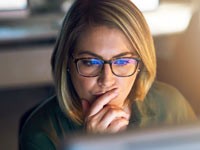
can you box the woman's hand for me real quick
[81,89,130,133]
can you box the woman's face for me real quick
[70,25,139,108]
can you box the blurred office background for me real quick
[0,0,199,149]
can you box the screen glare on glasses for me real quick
[74,57,140,77]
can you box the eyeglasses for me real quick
[72,56,140,77]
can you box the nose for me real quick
[97,64,116,88]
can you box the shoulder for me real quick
[19,95,60,149]
[146,81,190,107]
[147,81,183,101]
[19,95,71,149]
[143,81,197,124]
[20,95,60,132]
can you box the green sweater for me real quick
[19,81,197,150]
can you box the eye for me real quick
[81,59,102,67]
[113,58,132,66]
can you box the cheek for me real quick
[108,75,137,107]
[71,71,97,99]
[119,75,137,97]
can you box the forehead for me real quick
[74,25,136,58]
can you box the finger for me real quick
[88,89,119,117]
[86,106,129,132]
[99,106,129,128]
[85,106,121,132]
[85,108,108,133]
[107,118,129,133]
[81,99,90,116]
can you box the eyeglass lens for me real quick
[76,58,138,77]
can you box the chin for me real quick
[108,99,125,108]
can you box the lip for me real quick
[94,88,118,96]
[94,91,106,96]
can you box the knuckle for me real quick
[90,120,96,128]
[114,118,129,126]
[96,123,104,130]
[107,109,116,116]
[87,121,96,131]
[86,117,96,127]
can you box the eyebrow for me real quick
[76,51,137,59]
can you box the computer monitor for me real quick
[0,0,29,20]
[61,122,200,150]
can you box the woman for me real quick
[19,0,197,149]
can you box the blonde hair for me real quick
[51,0,156,125]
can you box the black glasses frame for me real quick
[72,56,141,77]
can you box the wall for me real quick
[155,10,200,115]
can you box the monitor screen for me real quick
[61,122,200,150]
